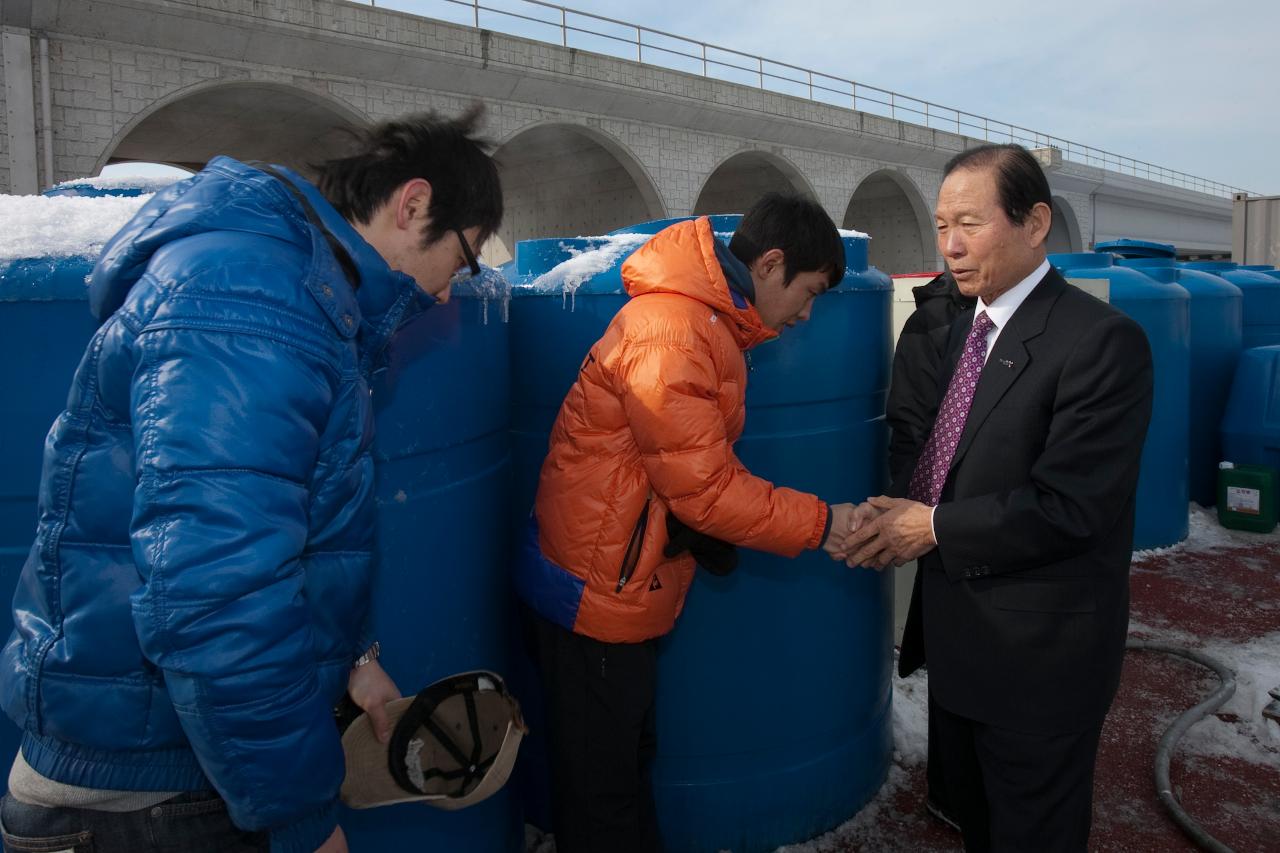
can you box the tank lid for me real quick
[1240,264,1277,272]
[1094,239,1176,259]
[842,234,869,273]
[1049,252,1114,271]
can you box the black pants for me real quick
[529,611,662,853]
[932,701,1103,853]
[925,691,959,826]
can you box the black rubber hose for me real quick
[1125,639,1238,853]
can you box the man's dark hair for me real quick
[729,192,844,288]
[315,105,503,247]
[943,144,1051,226]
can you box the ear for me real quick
[752,247,786,278]
[1025,201,1053,248]
[393,178,433,231]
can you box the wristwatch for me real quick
[353,641,381,669]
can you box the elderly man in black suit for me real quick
[842,144,1153,852]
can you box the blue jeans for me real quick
[0,791,268,853]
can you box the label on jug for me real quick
[1226,486,1261,515]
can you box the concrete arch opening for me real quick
[491,123,665,265]
[694,151,815,216]
[101,82,367,178]
[1046,196,1083,254]
[843,170,932,275]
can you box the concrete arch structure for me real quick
[844,169,934,275]
[97,81,369,178]
[693,150,817,216]
[490,121,666,264]
[0,0,1231,255]
[1046,195,1083,254]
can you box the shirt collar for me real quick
[977,258,1050,332]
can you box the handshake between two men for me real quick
[821,498,938,570]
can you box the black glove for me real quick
[664,513,738,576]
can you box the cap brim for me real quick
[340,685,526,811]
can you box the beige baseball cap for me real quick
[340,670,527,811]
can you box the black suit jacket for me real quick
[895,267,1153,735]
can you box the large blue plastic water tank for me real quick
[1117,258,1243,506]
[1049,253,1190,548]
[1240,264,1280,279]
[341,271,521,852]
[1220,345,1280,471]
[504,231,652,833]
[1183,261,1280,349]
[0,256,100,792]
[508,221,893,852]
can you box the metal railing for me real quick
[362,0,1249,198]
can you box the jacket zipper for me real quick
[616,497,651,592]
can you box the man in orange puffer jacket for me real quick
[514,193,860,853]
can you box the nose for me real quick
[436,283,452,304]
[797,302,813,323]
[940,229,965,259]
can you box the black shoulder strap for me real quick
[255,163,360,290]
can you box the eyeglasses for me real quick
[454,228,481,280]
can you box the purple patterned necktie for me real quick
[908,311,996,506]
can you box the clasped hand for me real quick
[822,496,937,570]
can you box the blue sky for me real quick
[376,0,1279,194]
[602,0,1280,193]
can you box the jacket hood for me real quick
[88,157,431,359]
[912,269,975,312]
[621,218,777,350]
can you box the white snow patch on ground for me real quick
[1183,632,1280,759]
[0,194,150,262]
[890,664,929,767]
[1131,618,1280,763]
[1129,502,1280,766]
[1133,503,1274,560]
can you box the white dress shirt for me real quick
[975,259,1050,362]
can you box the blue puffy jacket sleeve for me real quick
[128,318,343,853]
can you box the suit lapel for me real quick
[948,269,1065,473]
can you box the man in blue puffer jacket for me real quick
[0,107,502,853]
